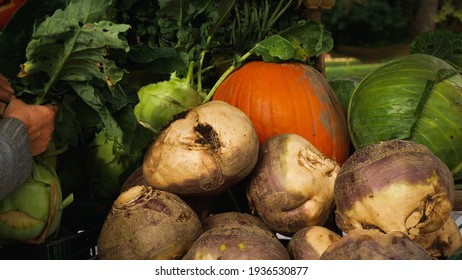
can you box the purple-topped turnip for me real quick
[182,212,289,260]
[246,133,340,235]
[319,229,432,260]
[334,139,454,238]
[97,185,202,259]
[287,226,342,260]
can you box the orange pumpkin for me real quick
[212,61,350,164]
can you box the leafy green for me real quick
[18,0,130,143]
[203,19,333,102]
[410,29,462,70]
[254,20,333,62]
[328,78,361,115]
[0,0,67,79]
[2,0,334,201]
[348,54,462,179]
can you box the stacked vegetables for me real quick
[97,52,462,261]
[1,0,461,260]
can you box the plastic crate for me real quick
[0,200,112,260]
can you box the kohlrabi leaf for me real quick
[18,0,130,141]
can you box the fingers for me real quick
[3,96,59,156]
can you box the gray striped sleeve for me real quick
[0,117,33,200]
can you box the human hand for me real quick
[0,74,13,103]
[3,96,58,156]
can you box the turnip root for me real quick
[182,212,290,260]
[143,100,259,196]
[97,185,202,259]
[287,226,342,260]
[246,133,339,235]
[413,216,462,259]
[334,140,454,238]
[121,166,215,221]
[320,229,432,260]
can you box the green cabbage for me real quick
[348,53,462,180]
[0,161,73,243]
[133,73,205,135]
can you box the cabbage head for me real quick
[133,73,205,135]
[0,161,73,243]
[348,54,462,180]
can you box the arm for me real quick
[0,117,33,200]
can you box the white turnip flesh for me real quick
[143,100,259,196]
[246,133,340,235]
[334,140,454,238]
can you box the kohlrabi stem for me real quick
[202,50,253,103]
[42,144,69,158]
[34,29,80,105]
[186,60,194,86]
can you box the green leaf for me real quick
[410,29,462,70]
[19,0,130,104]
[278,20,333,59]
[328,78,361,115]
[251,20,333,63]
[254,35,299,62]
[71,83,123,141]
[348,54,462,179]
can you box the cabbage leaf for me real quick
[348,54,462,179]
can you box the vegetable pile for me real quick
[1,0,461,260]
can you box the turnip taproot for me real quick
[97,185,202,260]
[182,212,290,260]
[143,100,259,196]
[287,226,342,260]
[334,140,454,238]
[121,166,215,221]
[320,229,432,260]
[246,133,339,235]
[413,216,462,259]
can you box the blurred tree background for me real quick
[322,0,462,48]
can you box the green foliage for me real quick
[1,0,333,200]
[323,0,420,47]
[435,0,462,26]
[411,28,462,70]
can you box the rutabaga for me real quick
[143,100,259,196]
[334,140,454,239]
[246,133,340,235]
